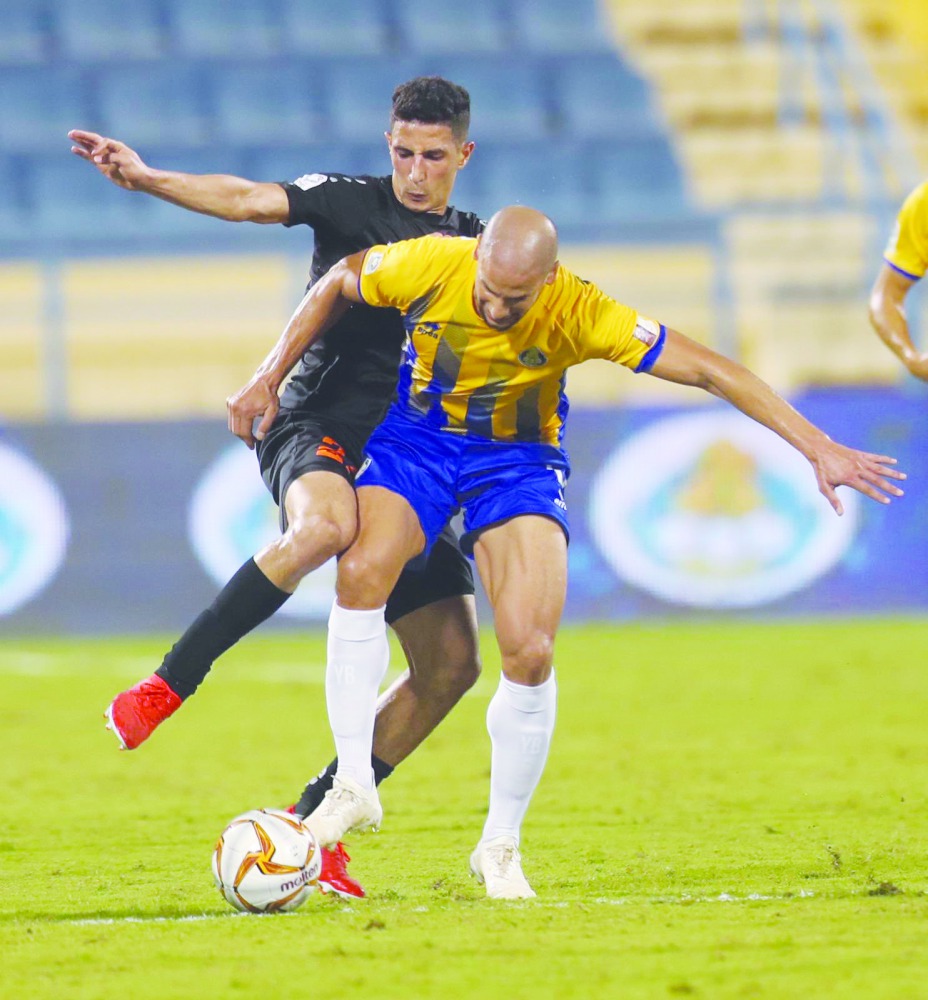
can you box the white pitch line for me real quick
[51,891,816,925]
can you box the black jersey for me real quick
[278,172,484,433]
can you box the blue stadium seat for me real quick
[510,0,613,54]
[166,0,279,58]
[476,143,587,227]
[210,62,327,147]
[590,137,689,223]
[394,0,507,53]
[248,143,387,185]
[416,58,549,141]
[0,1,49,65]
[280,0,389,55]
[29,156,151,239]
[0,155,27,236]
[551,55,659,138]
[326,58,418,142]
[0,67,90,152]
[97,64,211,149]
[56,0,164,61]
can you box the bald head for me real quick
[473,206,559,330]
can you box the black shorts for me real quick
[256,409,475,624]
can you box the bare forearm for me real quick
[703,358,829,459]
[141,170,285,223]
[869,298,916,365]
[253,276,353,392]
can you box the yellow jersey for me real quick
[884,179,928,280]
[358,236,664,445]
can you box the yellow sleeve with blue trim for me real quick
[884,180,928,280]
[558,269,666,372]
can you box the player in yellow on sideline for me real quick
[229,206,906,899]
[870,179,928,380]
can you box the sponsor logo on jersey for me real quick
[632,315,660,348]
[413,322,442,339]
[363,251,384,275]
[588,411,859,608]
[0,444,69,615]
[292,173,329,191]
[518,347,548,368]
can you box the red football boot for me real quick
[317,842,366,899]
[104,674,182,750]
[284,806,365,898]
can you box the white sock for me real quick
[481,671,557,847]
[325,601,389,791]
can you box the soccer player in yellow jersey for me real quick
[870,179,928,380]
[229,206,905,899]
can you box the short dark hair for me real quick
[391,76,471,143]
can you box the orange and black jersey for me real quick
[278,172,484,434]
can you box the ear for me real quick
[545,261,559,285]
[473,234,482,260]
[384,131,392,149]
[458,141,476,167]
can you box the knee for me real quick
[500,631,556,686]
[285,511,354,570]
[442,640,482,696]
[337,549,395,608]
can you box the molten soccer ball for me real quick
[212,808,322,913]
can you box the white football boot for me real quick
[469,836,537,899]
[305,776,382,848]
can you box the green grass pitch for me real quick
[2,619,927,999]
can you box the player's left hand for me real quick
[810,443,905,515]
[226,377,279,449]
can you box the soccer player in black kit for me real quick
[68,77,484,898]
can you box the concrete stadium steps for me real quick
[725,211,897,389]
[56,256,293,420]
[1,263,45,419]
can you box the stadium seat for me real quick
[590,137,690,223]
[56,0,164,61]
[0,154,27,237]
[414,57,549,141]
[0,1,48,65]
[0,67,90,152]
[551,55,659,139]
[166,0,279,58]
[476,143,588,227]
[247,143,387,185]
[280,0,390,55]
[28,156,151,239]
[510,0,614,53]
[326,57,418,141]
[97,64,211,149]
[210,62,328,147]
[394,0,508,53]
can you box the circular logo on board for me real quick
[588,411,859,608]
[0,444,69,615]
[188,445,336,620]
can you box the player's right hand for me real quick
[68,129,150,190]
[227,378,280,450]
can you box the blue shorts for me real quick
[356,410,570,556]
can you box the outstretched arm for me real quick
[868,263,928,380]
[226,252,367,447]
[68,129,289,223]
[648,328,906,514]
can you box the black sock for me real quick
[155,558,290,700]
[295,755,395,817]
